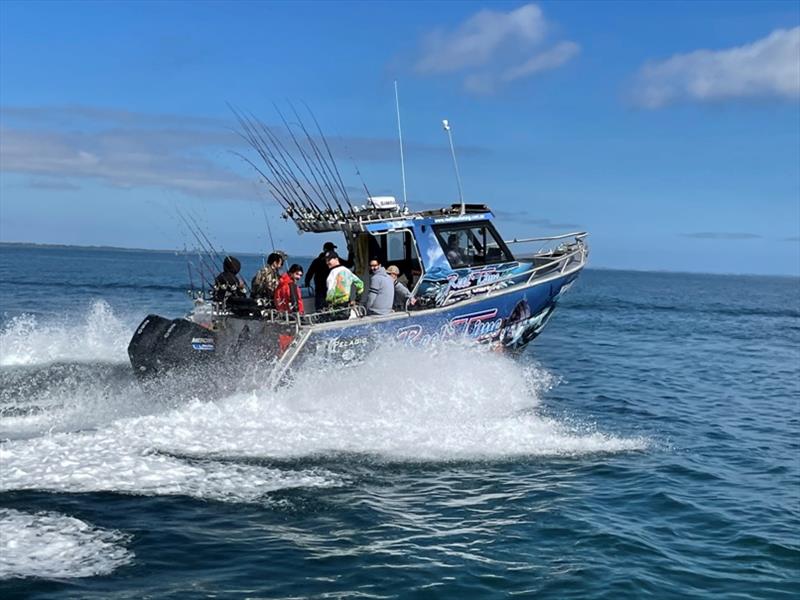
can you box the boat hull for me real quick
[128,266,580,387]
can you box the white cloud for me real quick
[0,105,491,200]
[413,3,578,93]
[632,27,800,108]
[465,40,581,93]
[502,41,581,82]
[0,125,255,199]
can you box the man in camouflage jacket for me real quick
[251,252,285,304]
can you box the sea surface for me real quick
[0,245,798,599]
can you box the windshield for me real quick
[433,221,513,268]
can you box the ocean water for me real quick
[0,245,798,599]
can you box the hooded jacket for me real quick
[213,256,246,302]
[365,266,394,315]
[274,272,304,314]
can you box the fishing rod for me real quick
[175,211,214,288]
[186,211,224,265]
[252,111,324,215]
[231,101,368,225]
[239,107,322,217]
[175,209,219,286]
[302,101,356,214]
[239,109,307,212]
[292,102,354,214]
[181,243,195,292]
[261,204,276,251]
[232,149,290,212]
[187,260,196,292]
[230,106,303,213]
[342,142,372,206]
[275,104,340,217]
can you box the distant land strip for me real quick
[0,241,265,257]
[1,241,797,279]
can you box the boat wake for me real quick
[1,330,647,493]
[0,305,648,580]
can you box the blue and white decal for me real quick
[191,337,215,351]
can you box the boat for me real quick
[127,110,589,387]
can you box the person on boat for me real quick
[213,255,247,303]
[305,241,336,309]
[325,251,364,312]
[386,265,415,310]
[365,258,393,316]
[446,233,466,266]
[274,264,305,315]
[251,251,285,304]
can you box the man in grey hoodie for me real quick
[365,258,394,316]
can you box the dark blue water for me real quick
[1,245,798,598]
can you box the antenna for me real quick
[394,80,408,211]
[442,119,465,216]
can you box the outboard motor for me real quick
[128,314,216,377]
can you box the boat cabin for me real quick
[298,198,525,314]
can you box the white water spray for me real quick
[0,509,133,579]
[0,340,647,508]
[0,300,131,367]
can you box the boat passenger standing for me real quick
[325,252,364,312]
[213,255,247,303]
[251,252,285,304]
[274,264,305,315]
[305,241,337,309]
[387,265,415,310]
[365,258,393,316]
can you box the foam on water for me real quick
[152,342,646,461]
[0,300,131,367]
[0,427,344,502]
[0,363,164,441]
[0,508,133,579]
[0,342,646,505]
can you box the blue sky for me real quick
[1,0,798,275]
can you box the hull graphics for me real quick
[129,270,578,384]
[287,270,578,369]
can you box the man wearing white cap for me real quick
[387,265,415,311]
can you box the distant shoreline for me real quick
[0,241,797,278]
[0,241,264,257]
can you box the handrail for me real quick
[438,239,587,306]
[504,231,587,244]
[300,303,367,325]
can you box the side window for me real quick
[387,232,405,262]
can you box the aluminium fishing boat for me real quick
[127,111,588,386]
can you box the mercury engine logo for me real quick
[191,337,215,351]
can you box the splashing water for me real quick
[0,341,646,506]
[0,509,133,579]
[0,300,132,367]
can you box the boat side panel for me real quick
[288,269,578,367]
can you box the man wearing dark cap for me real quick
[305,241,339,310]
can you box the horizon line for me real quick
[0,240,797,279]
